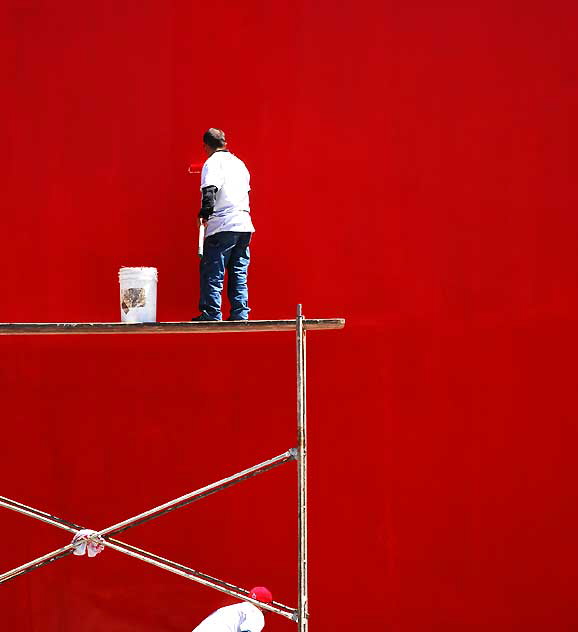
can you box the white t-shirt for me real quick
[192,602,265,632]
[201,150,255,237]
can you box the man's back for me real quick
[201,150,253,236]
[192,602,265,632]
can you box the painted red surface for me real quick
[2,1,578,630]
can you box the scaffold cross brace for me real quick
[0,449,298,621]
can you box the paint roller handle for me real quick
[198,219,206,258]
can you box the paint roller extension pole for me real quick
[198,220,205,258]
[189,162,204,256]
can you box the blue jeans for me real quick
[198,231,252,321]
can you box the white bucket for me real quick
[118,267,158,323]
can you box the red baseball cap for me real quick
[249,586,273,604]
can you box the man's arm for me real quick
[199,185,218,220]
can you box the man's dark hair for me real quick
[203,128,226,149]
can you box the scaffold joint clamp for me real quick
[71,530,105,557]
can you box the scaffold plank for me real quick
[0,319,345,336]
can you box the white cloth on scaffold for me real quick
[71,529,105,557]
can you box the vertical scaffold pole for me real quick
[296,304,308,632]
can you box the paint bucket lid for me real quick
[118,267,158,282]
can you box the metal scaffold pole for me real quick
[296,304,308,632]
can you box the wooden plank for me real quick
[0,319,345,336]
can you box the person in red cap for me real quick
[191,587,273,632]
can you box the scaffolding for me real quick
[0,308,345,631]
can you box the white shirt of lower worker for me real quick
[201,150,255,237]
[192,602,265,632]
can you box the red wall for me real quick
[2,1,578,630]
